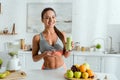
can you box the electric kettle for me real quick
[6,55,21,71]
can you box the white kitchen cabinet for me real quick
[64,54,74,69]
[18,53,42,70]
[18,53,25,69]
[18,51,43,69]
[102,57,120,80]
[74,55,101,72]
[18,51,74,69]
[24,53,43,69]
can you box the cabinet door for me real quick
[25,53,43,69]
[18,53,25,69]
[74,56,86,65]
[102,57,120,80]
[64,55,73,69]
[86,56,101,72]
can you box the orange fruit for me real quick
[79,65,87,72]
[86,69,94,77]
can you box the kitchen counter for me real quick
[17,50,120,80]
[0,67,118,80]
[73,51,120,57]
[18,50,120,57]
[23,69,118,80]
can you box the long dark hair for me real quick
[41,7,66,53]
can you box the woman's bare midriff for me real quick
[43,53,64,69]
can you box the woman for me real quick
[32,7,73,70]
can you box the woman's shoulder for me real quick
[33,34,40,41]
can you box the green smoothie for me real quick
[66,37,72,51]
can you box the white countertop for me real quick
[73,51,120,57]
[0,67,118,80]
[23,69,118,80]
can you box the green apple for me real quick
[0,73,7,79]
[0,58,3,68]
[74,71,81,78]
[82,72,89,79]
[96,43,101,49]
[0,58,3,64]
[83,62,90,70]
[66,69,74,78]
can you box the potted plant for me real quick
[8,51,18,57]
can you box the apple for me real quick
[0,73,7,79]
[74,64,79,69]
[66,69,74,78]
[96,43,101,49]
[83,62,90,70]
[82,72,89,79]
[0,58,3,68]
[74,71,81,78]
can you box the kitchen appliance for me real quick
[6,55,21,71]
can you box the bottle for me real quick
[11,23,15,34]
[75,42,80,51]
[20,39,25,50]
[66,36,72,51]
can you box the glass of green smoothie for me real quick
[66,37,72,51]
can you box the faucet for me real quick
[107,36,114,53]
[108,36,112,52]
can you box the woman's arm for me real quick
[32,35,46,62]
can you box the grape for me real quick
[71,65,79,72]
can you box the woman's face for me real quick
[42,10,56,28]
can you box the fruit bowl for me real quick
[64,63,97,80]
[64,73,97,80]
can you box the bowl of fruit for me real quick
[64,63,96,80]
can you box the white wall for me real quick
[72,0,108,50]
[0,0,120,52]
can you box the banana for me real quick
[3,71,11,76]
[0,71,11,79]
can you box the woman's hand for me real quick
[44,50,63,57]
[71,41,74,50]
[44,50,56,57]
[65,41,74,51]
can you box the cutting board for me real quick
[0,71,26,80]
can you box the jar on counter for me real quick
[20,39,25,50]
[74,42,81,51]
[3,28,8,34]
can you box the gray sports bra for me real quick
[39,33,63,53]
